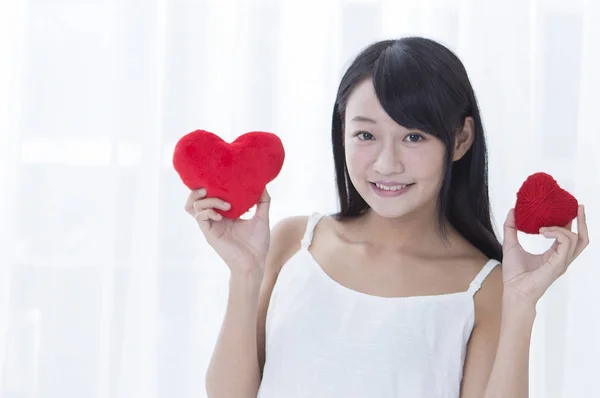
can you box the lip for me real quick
[370,182,414,197]
[372,181,414,186]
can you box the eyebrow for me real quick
[351,116,377,123]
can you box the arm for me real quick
[205,216,308,398]
[460,266,536,398]
[462,205,589,398]
[481,295,536,398]
[205,270,263,398]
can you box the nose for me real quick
[372,144,404,176]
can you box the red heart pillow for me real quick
[173,129,285,218]
[514,172,578,234]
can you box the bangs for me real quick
[371,44,466,140]
[331,37,502,261]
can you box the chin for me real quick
[365,203,419,220]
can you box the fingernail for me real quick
[222,202,231,209]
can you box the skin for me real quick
[318,78,504,396]
[196,77,589,398]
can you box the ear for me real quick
[452,116,475,161]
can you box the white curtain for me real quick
[0,0,598,397]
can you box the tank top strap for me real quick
[467,259,501,296]
[300,212,327,250]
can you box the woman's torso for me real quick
[257,212,500,398]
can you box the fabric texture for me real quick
[257,212,500,398]
[173,130,285,218]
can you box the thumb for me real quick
[253,188,271,221]
[503,208,521,252]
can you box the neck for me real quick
[350,206,453,253]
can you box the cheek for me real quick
[411,153,440,173]
[345,144,372,175]
[410,146,446,180]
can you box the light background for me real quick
[0,0,598,397]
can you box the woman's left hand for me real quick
[501,204,589,306]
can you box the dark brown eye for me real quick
[356,131,374,140]
[405,133,424,142]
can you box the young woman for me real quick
[186,37,589,398]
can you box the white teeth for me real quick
[375,183,407,191]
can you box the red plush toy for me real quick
[514,172,579,234]
[173,129,285,219]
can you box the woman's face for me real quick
[343,78,447,219]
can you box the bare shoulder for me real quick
[460,259,504,397]
[265,215,310,274]
[476,260,504,295]
[451,232,504,306]
[257,215,309,374]
[450,234,504,327]
[472,259,504,327]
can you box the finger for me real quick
[253,188,271,221]
[540,225,578,262]
[195,208,222,226]
[542,228,578,263]
[502,208,521,252]
[540,229,574,275]
[192,197,231,214]
[184,188,207,214]
[573,204,590,259]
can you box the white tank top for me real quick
[257,212,500,398]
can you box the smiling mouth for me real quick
[369,182,415,198]
[371,182,414,191]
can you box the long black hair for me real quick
[331,37,503,262]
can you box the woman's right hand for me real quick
[185,188,271,277]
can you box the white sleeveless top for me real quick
[257,213,500,398]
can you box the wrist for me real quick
[502,293,537,321]
[230,267,264,286]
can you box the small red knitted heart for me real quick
[173,129,285,218]
[514,172,578,234]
